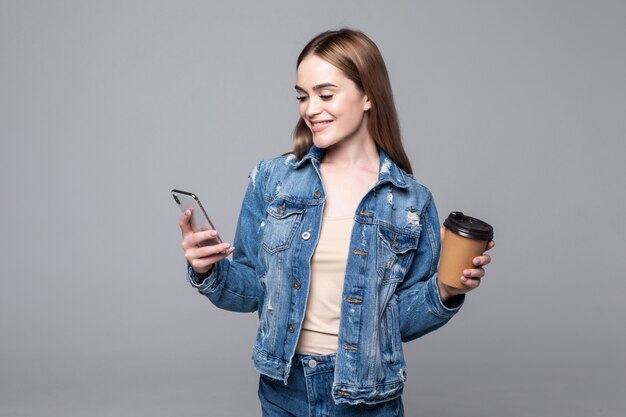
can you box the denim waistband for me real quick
[292,353,336,376]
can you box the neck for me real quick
[321,117,379,169]
[322,138,379,170]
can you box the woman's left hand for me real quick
[437,226,495,303]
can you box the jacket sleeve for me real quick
[187,160,268,313]
[395,192,464,342]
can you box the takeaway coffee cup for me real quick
[439,212,494,289]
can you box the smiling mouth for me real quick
[309,120,333,133]
[310,120,333,127]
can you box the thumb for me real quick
[179,208,193,236]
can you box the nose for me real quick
[305,97,322,118]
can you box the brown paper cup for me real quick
[438,231,489,288]
[438,212,494,289]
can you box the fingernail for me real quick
[185,209,190,216]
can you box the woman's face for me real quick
[295,54,371,150]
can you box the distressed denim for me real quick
[258,353,403,416]
[188,146,464,405]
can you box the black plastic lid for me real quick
[443,212,494,240]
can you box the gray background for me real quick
[1,1,624,416]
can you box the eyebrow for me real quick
[294,82,338,93]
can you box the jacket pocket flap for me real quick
[377,224,419,254]
[266,198,304,219]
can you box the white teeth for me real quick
[312,121,332,126]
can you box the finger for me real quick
[485,240,495,251]
[473,254,491,267]
[193,229,221,247]
[213,246,235,260]
[181,233,198,251]
[196,242,233,257]
[460,275,481,290]
[182,230,221,251]
[184,242,230,261]
[440,226,446,245]
[464,267,485,279]
[179,209,193,236]
[188,246,235,271]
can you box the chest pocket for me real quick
[376,224,420,284]
[262,198,304,254]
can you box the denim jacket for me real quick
[188,146,464,405]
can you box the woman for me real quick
[179,28,494,416]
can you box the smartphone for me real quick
[171,189,223,246]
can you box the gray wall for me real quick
[1,1,624,416]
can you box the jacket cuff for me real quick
[186,264,218,291]
[427,274,465,318]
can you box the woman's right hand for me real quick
[179,209,235,275]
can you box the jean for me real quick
[258,353,404,417]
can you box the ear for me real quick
[363,95,372,111]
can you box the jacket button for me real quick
[293,279,302,290]
[288,324,295,333]
[313,191,321,199]
[301,232,311,240]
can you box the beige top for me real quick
[296,215,353,355]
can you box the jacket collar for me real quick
[291,145,324,168]
[376,149,410,189]
[291,146,410,189]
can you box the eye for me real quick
[320,95,333,101]
[296,96,308,102]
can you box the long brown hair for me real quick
[293,28,412,174]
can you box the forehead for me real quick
[296,54,350,88]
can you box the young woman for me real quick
[179,28,494,417]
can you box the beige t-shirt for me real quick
[296,216,353,355]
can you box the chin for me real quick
[311,136,336,150]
